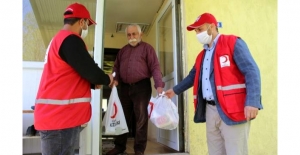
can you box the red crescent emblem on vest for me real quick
[221,55,228,63]
[110,102,117,119]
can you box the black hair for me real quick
[63,11,81,25]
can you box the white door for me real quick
[155,0,182,151]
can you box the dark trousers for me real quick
[114,78,152,153]
[39,126,80,155]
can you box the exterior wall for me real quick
[22,62,43,154]
[183,0,277,154]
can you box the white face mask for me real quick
[80,21,88,39]
[196,30,212,45]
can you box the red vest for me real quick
[193,35,246,122]
[34,30,91,130]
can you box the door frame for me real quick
[154,0,185,152]
[89,0,106,155]
[87,0,187,154]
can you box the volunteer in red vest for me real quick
[165,12,263,155]
[34,3,113,155]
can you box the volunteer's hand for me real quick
[164,89,175,99]
[244,106,258,121]
[107,73,113,86]
[109,80,119,88]
[95,85,102,89]
[157,87,163,95]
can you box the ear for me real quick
[208,23,215,35]
[79,18,86,26]
[212,23,217,29]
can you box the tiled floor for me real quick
[24,138,188,155]
[103,137,188,155]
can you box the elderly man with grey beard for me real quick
[106,24,164,155]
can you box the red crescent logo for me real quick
[110,102,118,119]
[221,56,228,63]
[148,102,154,117]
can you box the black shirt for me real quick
[59,34,110,88]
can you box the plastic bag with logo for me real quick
[147,96,157,118]
[102,85,129,135]
[148,93,179,130]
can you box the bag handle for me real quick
[148,91,168,118]
[156,91,166,98]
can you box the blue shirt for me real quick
[202,34,220,100]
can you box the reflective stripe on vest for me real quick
[216,84,246,91]
[35,97,91,105]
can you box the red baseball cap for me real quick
[187,13,217,31]
[64,3,96,26]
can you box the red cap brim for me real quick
[88,18,96,26]
[187,23,199,31]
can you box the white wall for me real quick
[22,61,44,154]
[22,61,43,134]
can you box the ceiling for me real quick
[28,0,165,50]
[104,0,165,34]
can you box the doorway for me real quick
[102,0,184,154]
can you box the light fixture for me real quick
[115,22,150,34]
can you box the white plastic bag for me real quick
[102,85,129,135]
[148,94,179,130]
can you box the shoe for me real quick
[135,151,144,155]
[106,148,124,155]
